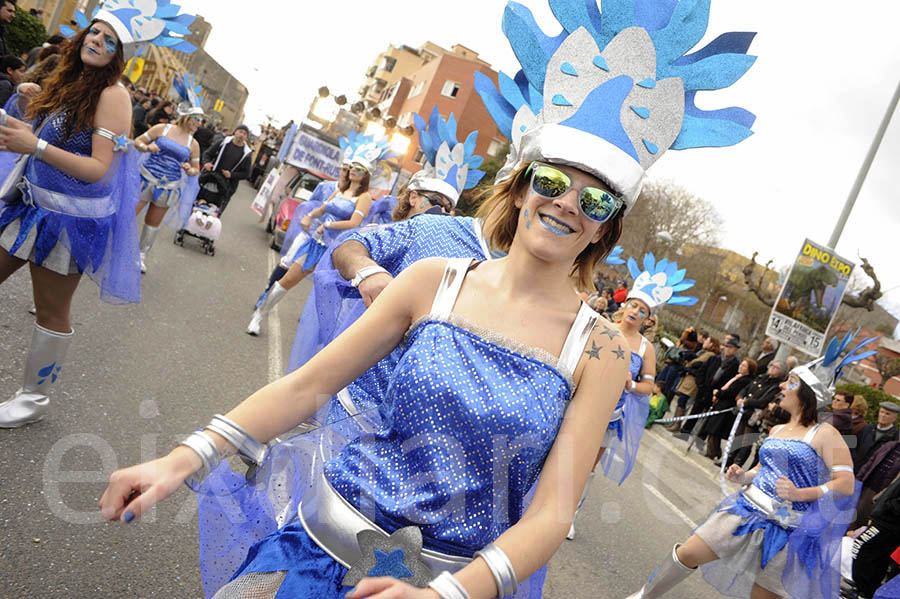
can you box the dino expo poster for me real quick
[766,238,855,356]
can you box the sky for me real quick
[177,0,900,330]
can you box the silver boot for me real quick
[247,282,288,336]
[139,224,160,274]
[567,470,595,540]
[624,544,696,599]
[0,324,74,428]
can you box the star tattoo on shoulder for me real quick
[612,346,626,360]
[599,325,619,340]
[584,341,603,360]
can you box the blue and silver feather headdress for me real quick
[63,1,197,60]
[605,245,625,265]
[173,72,204,116]
[793,328,879,406]
[626,253,697,313]
[475,0,756,214]
[408,106,486,207]
[339,131,394,173]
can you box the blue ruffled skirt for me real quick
[599,390,650,484]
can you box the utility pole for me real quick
[828,80,900,249]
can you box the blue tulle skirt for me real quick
[599,390,650,484]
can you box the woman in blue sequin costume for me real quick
[624,371,857,599]
[133,111,201,273]
[101,158,633,599]
[246,161,372,336]
[0,19,138,428]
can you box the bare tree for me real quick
[874,354,900,390]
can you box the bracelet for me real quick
[475,543,518,598]
[629,380,636,391]
[819,484,830,497]
[830,465,853,474]
[350,265,390,288]
[33,139,48,161]
[205,414,267,465]
[179,431,221,491]
[427,571,470,599]
[0,108,7,127]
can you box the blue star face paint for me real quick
[104,34,118,55]
[524,208,530,229]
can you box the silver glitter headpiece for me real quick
[791,328,879,406]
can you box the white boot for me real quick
[566,471,595,540]
[139,224,160,274]
[247,282,288,336]
[0,324,73,428]
[624,544,696,599]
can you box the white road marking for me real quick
[643,482,697,529]
[267,248,283,383]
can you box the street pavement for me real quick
[0,182,729,598]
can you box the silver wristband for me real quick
[427,571,470,599]
[0,108,7,126]
[34,139,48,161]
[179,431,221,491]
[350,265,389,288]
[475,543,518,598]
[205,414,267,465]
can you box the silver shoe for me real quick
[139,224,160,273]
[0,324,73,428]
[624,544,695,599]
[246,282,288,336]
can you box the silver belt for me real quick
[742,484,804,528]
[298,467,471,574]
[24,179,115,218]
[140,164,182,190]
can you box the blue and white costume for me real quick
[138,125,199,229]
[199,258,599,598]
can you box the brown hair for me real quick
[25,22,126,138]
[337,167,351,193]
[391,187,413,221]
[797,379,818,427]
[742,358,758,378]
[706,337,722,354]
[475,161,624,289]
[24,54,60,87]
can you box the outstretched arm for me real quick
[99,259,445,522]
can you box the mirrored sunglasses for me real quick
[527,162,624,223]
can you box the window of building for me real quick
[381,56,397,73]
[408,81,426,99]
[441,80,461,98]
[413,149,425,164]
[398,112,414,128]
[487,138,506,158]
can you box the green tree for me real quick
[6,7,47,58]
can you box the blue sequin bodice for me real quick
[28,113,112,197]
[323,195,357,221]
[751,438,828,512]
[325,317,572,556]
[143,136,190,183]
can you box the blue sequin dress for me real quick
[198,258,597,598]
[0,112,141,303]
[599,336,651,484]
[138,127,199,229]
[283,191,365,272]
[695,424,860,599]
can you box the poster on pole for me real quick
[766,238,854,356]
[285,131,344,180]
[250,166,282,216]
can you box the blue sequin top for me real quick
[143,136,191,183]
[749,437,828,512]
[28,113,112,197]
[322,195,358,221]
[325,316,572,557]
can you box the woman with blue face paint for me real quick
[0,17,139,428]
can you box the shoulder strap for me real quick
[472,218,493,260]
[557,302,600,375]
[802,423,822,445]
[429,258,473,319]
[162,123,172,136]
[638,336,648,358]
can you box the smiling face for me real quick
[80,21,120,69]
[514,162,608,265]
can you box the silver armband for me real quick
[205,414,267,465]
[93,127,116,141]
[179,431,221,491]
[818,484,830,497]
[0,108,7,126]
[33,139,48,161]
[427,571,470,599]
[475,543,518,598]
[830,465,853,474]
[350,265,389,288]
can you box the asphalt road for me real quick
[0,182,728,598]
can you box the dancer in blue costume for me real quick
[624,330,872,599]
[0,16,139,428]
[567,253,696,537]
[133,72,203,273]
[246,133,392,336]
[101,0,759,596]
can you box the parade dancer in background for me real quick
[133,72,203,273]
[568,253,697,539]
[624,330,873,599]
[100,1,758,597]
[245,135,391,336]
[0,1,199,427]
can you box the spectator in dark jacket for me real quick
[679,336,737,436]
[667,336,720,431]
[0,54,24,107]
[201,125,253,213]
[702,357,757,461]
[724,360,786,467]
[852,471,900,598]
[856,402,900,474]
[193,119,215,160]
[0,0,15,57]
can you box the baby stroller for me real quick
[175,201,222,256]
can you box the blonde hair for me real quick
[475,161,624,290]
[851,395,868,419]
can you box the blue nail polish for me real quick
[123,511,135,523]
